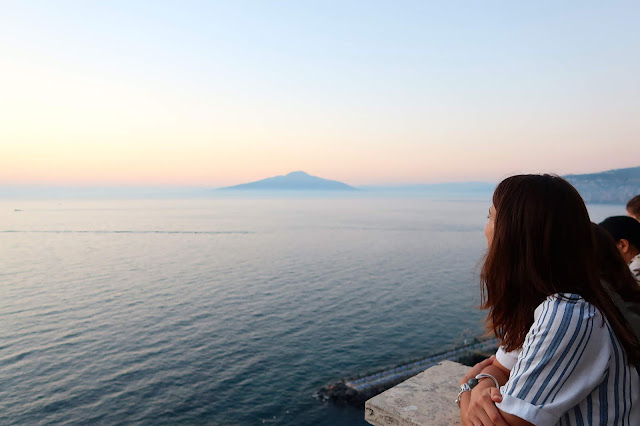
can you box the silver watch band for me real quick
[454,382,472,406]
[475,373,500,389]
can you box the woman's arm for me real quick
[488,298,610,425]
[459,357,510,426]
[476,387,534,426]
[457,356,495,425]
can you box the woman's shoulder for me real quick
[501,294,629,426]
[534,293,598,318]
[531,293,603,334]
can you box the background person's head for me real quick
[591,223,640,302]
[627,195,640,222]
[599,216,640,264]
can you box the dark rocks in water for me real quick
[318,338,499,408]
[318,379,407,408]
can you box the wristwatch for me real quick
[454,378,478,406]
[455,374,500,406]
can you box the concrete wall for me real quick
[365,361,470,426]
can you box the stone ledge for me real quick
[365,360,470,426]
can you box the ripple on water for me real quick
[0,197,552,425]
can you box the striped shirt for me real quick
[495,294,640,425]
[630,253,640,283]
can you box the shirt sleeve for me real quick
[630,255,640,282]
[495,346,519,371]
[495,296,610,425]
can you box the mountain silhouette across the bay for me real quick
[564,166,640,204]
[219,171,357,191]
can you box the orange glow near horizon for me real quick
[2,2,639,187]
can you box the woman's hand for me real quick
[459,356,496,425]
[459,356,495,386]
[465,385,506,426]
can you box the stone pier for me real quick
[365,361,470,426]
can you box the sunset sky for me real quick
[2,1,639,186]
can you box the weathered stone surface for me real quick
[365,361,470,426]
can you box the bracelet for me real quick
[475,373,500,389]
[454,383,472,406]
[454,376,481,406]
[455,373,501,407]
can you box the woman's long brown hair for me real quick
[480,174,640,364]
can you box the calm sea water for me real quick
[0,196,624,425]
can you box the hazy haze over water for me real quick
[0,197,624,425]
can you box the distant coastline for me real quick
[1,166,637,203]
[216,167,639,204]
[564,166,639,204]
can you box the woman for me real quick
[458,175,640,426]
[592,223,640,339]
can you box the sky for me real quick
[1,1,639,186]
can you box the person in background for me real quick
[628,195,640,222]
[457,175,640,426]
[592,222,640,338]
[599,216,640,283]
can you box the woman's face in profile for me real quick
[485,204,495,247]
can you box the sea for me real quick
[0,194,624,425]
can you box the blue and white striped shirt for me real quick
[495,294,640,425]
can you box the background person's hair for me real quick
[592,223,640,303]
[480,174,640,364]
[627,195,640,218]
[599,215,640,250]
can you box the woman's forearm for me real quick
[460,357,512,425]
[458,392,471,425]
[479,363,509,386]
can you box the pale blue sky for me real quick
[2,1,639,185]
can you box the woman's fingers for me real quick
[483,387,506,425]
[490,386,503,403]
[467,386,507,426]
[462,356,495,383]
[481,396,507,426]
[475,408,498,426]
[474,356,495,371]
[467,413,485,426]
